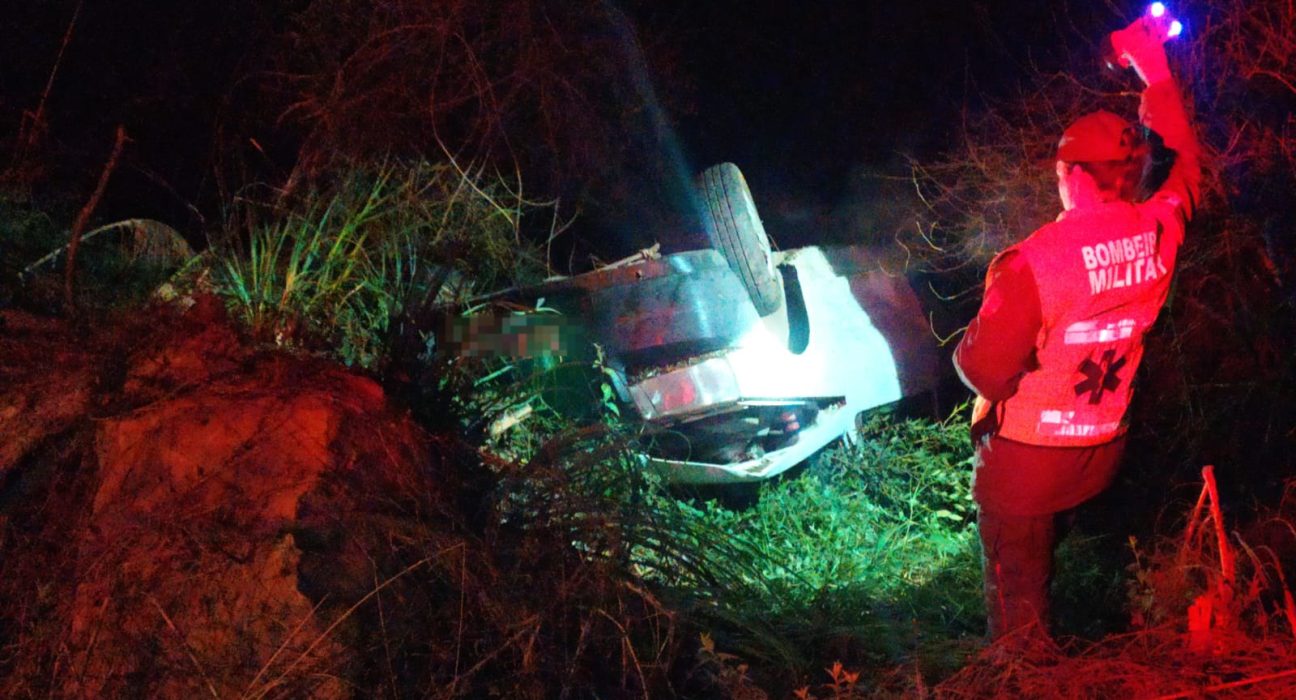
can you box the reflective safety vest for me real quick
[973,200,1180,447]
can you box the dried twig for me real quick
[64,125,129,311]
[12,0,82,165]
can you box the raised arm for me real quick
[1121,14,1202,240]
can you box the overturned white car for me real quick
[445,163,939,482]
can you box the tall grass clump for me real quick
[215,161,548,368]
[613,409,985,688]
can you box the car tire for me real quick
[698,163,783,316]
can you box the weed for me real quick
[214,161,548,368]
[794,661,863,699]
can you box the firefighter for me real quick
[953,12,1200,639]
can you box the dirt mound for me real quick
[0,312,97,473]
[0,299,453,697]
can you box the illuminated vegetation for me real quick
[212,162,549,368]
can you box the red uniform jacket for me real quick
[955,79,1200,514]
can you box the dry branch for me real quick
[63,125,129,311]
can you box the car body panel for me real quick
[622,245,920,482]
[444,242,937,483]
[723,246,902,406]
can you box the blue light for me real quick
[1149,2,1167,17]
[1168,19,1183,37]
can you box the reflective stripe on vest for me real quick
[991,201,1178,447]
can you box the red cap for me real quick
[1056,111,1137,163]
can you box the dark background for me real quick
[0,1,1134,263]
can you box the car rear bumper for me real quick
[645,401,854,483]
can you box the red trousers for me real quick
[978,509,1069,638]
[974,434,1126,638]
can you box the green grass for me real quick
[214,161,547,368]
[475,377,992,684]
[540,409,989,688]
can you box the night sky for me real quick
[659,0,1075,248]
[1,0,1135,262]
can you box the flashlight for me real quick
[1105,3,1184,71]
[1147,1,1186,35]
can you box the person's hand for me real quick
[1111,10,1176,85]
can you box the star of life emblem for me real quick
[1074,349,1127,405]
